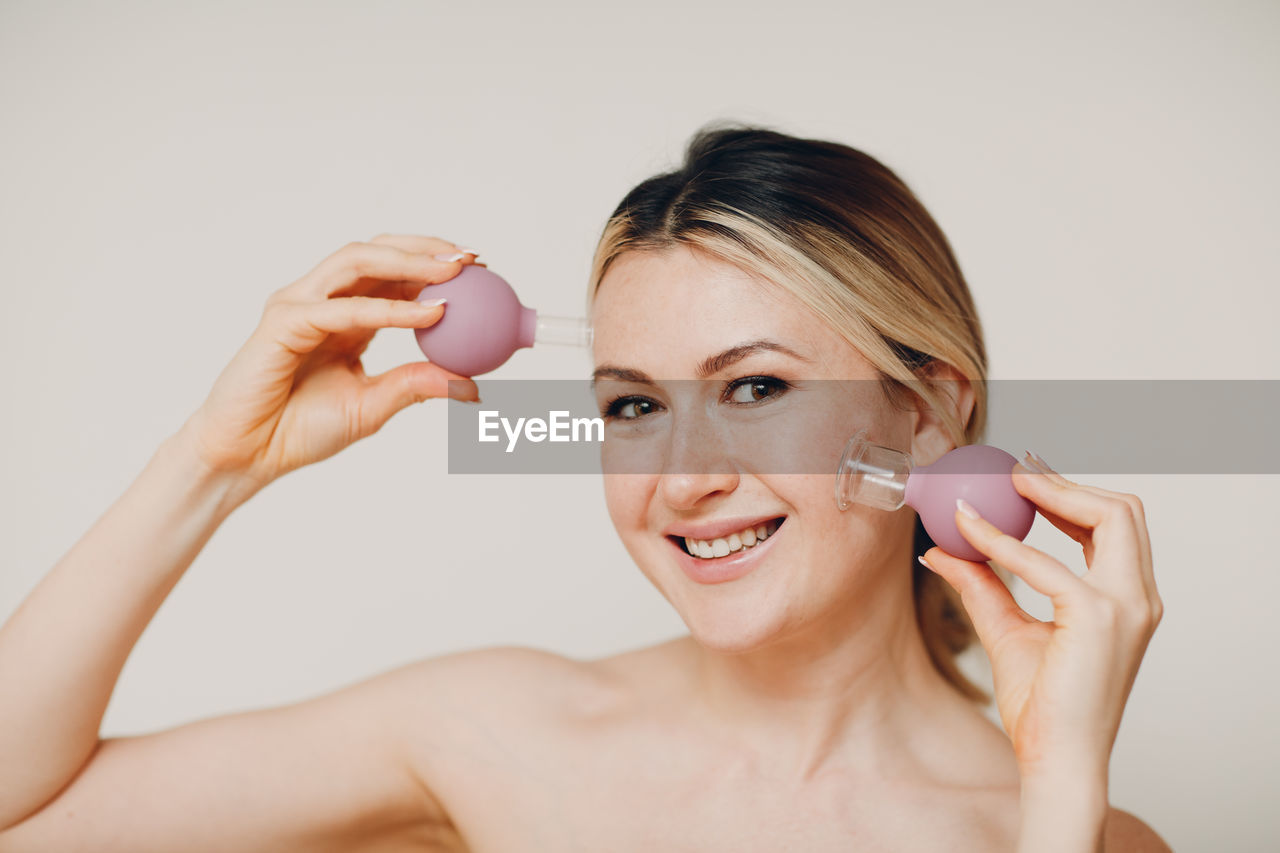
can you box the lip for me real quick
[662,514,785,542]
[667,517,786,585]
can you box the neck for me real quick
[684,558,978,782]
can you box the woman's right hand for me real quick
[179,234,481,496]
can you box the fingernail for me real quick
[446,383,480,403]
[433,251,466,262]
[458,247,481,256]
[1029,451,1057,474]
[417,297,447,308]
[1020,450,1047,474]
[917,554,936,572]
[956,498,981,520]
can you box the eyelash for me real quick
[600,375,794,421]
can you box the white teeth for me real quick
[682,519,782,560]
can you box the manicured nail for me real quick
[1029,451,1057,474]
[417,297,447,308]
[433,251,466,262]
[458,247,481,256]
[917,554,936,572]
[1020,450,1047,474]
[446,382,480,403]
[956,498,981,520]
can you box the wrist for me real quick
[1020,770,1108,817]
[162,422,264,517]
[1018,749,1109,797]
[1017,761,1109,853]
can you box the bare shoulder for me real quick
[391,638,684,709]
[392,645,622,754]
[1105,807,1174,852]
[394,644,618,705]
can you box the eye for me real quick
[725,375,792,405]
[602,395,663,421]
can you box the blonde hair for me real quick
[588,122,993,702]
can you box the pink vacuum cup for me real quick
[413,265,537,377]
[904,445,1035,562]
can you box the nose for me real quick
[656,409,740,510]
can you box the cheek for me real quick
[602,475,652,535]
[782,475,911,571]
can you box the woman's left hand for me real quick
[920,451,1163,782]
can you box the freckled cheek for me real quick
[789,483,900,563]
[728,406,878,478]
[602,474,656,540]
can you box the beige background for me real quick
[2,1,1277,848]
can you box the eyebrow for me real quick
[590,339,814,387]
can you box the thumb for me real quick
[920,548,1030,653]
[360,361,480,428]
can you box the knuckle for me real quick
[1104,497,1134,522]
[262,288,287,312]
[403,369,427,404]
[1150,595,1165,626]
[260,300,287,324]
[1129,602,1154,633]
[1118,492,1145,517]
[340,242,371,274]
[326,241,371,275]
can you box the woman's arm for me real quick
[0,426,249,830]
[0,236,482,846]
[0,652,459,852]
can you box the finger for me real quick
[1044,477,1154,595]
[289,242,470,302]
[357,361,480,435]
[1011,463,1091,546]
[363,278,445,304]
[267,296,447,357]
[953,500,1086,602]
[919,549,1037,653]
[365,236,481,300]
[367,233,480,259]
[364,235,481,301]
[358,236,486,303]
[1022,453,1152,561]
[1011,459,1151,599]
[1019,471,1157,601]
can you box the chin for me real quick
[631,516,829,654]
[670,581,801,655]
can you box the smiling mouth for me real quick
[668,517,786,560]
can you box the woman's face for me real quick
[590,246,930,652]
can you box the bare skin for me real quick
[0,238,1170,852]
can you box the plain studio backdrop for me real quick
[2,1,1276,849]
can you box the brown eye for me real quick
[603,396,660,420]
[725,376,790,404]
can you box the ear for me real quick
[907,361,976,467]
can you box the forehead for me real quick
[590,246,871,379]
[592,246,841,373]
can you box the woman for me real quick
[0,125,1169,851]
